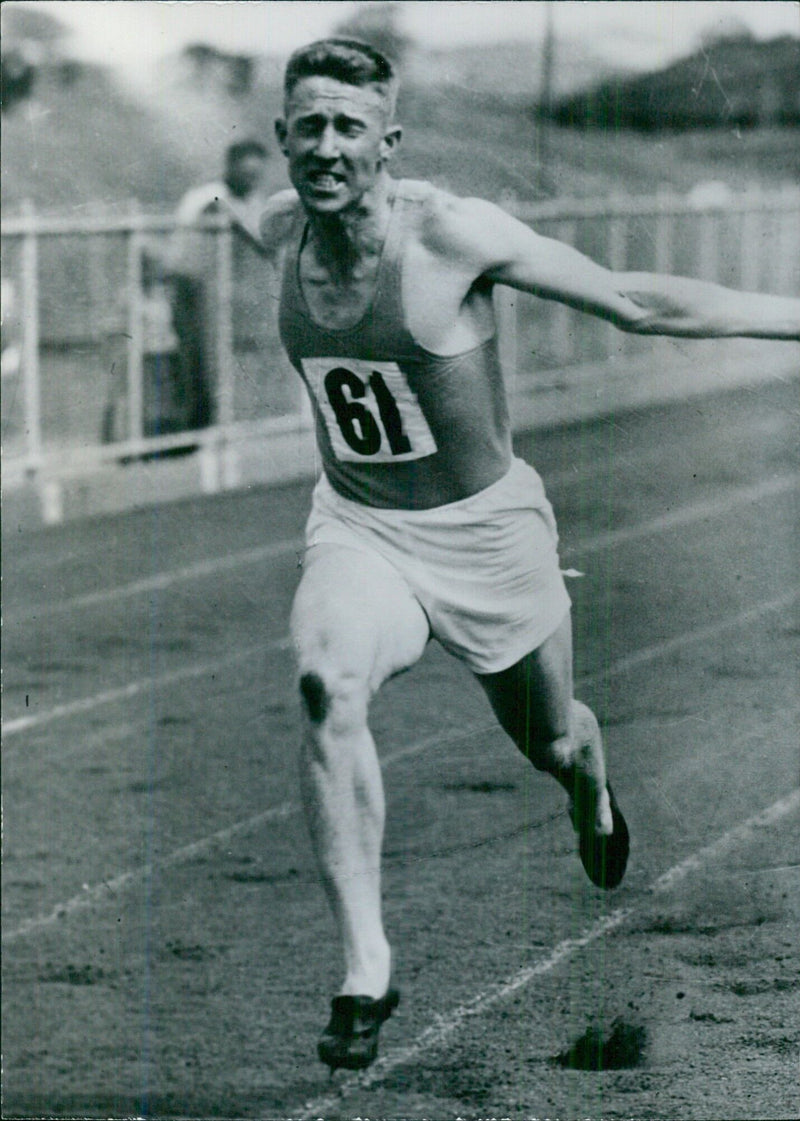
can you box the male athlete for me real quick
[254,39,800,1073]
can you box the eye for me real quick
[294,117,323,138]
[337,118,366,137]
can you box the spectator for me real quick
[170,140,300,425]
[174,140,271,251]
[102,245,193,444]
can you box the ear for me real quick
[274,118,289,158]
[379,124,403,163]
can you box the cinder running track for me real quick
[3,377,799,1120]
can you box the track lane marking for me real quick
[566,472,799,557]
[296,788,800,1120]
[4,586,797,738]
[4,538,304,622]
[4,594,797,940]
[2,638,292,737]
[1,725,490,943]
[5,472,797,623]
[588,587,799,678]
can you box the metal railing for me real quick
[3,185,799,494]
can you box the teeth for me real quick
[312,174,340,188]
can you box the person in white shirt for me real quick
[170,141,279,427]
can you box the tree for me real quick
[1,2,69,112]
[332,2,412,68]
[699,18,755,49]
[1,49,35,112]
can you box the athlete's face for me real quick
[276,77,401,214]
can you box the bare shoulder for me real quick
[258,189,303,255]
[413,184,527,270]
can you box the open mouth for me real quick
[306,171,346,192]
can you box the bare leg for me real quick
[290,544,429,997]
[476,612,613,836]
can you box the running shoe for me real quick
[570,780,630,890]
[318,988,400,1071]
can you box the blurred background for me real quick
[2,1,799,523]
[4,1,799,205]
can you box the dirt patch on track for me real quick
[554,1018,648,1071]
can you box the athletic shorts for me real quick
[304,456,571,675]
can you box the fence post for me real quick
[215,220,235,428]
[605,194,628,358]
[214,219,238,487]
[775,183,800,296]
[696,208,719,282]
[549,218,576,364]
[87,203,107,343]
[126,203,144,443]
[740,183,764,293]
[20,200,43,476]
[654,186,675,275]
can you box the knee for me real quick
[297,668,369,739]
[525,703,600,774]
[525,731,571,773]
[299,672,329,723]
[503,708,570,771]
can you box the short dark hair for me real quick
[225,140,268,168]
[284,38,398,116]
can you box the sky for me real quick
[11,1,800,76]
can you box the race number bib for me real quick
[301,358,437,463]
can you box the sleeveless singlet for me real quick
[278,179,512,510]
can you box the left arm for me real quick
[429,194,800,341]
[608,272,800,340]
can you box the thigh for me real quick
[475,612,573,746]
[291,543,430,693]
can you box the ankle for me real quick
[341,942,391,998]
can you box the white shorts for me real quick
[304,457,571,675]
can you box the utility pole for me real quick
[538,0,555,194]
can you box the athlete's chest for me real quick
[299,246,382,331]
[297,239,493,353]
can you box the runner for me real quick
[255,39,800,1072]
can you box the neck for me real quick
[305,174,394,277]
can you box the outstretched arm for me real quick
[431,195,800,341]
[608,272,800,340]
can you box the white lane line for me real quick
[1,800,298,944]
[5,585,797,739]
[592,587,799,679]
[296,788,800,1120]
[5,590,798,942]
[7,472,797,623]
[568,472,799,557]
[5,539,304,622]
[2,638,292,737]
[650,789,800,894]
[1,724,491,943]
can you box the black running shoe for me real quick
[318,988,400,1071]
[570,780,630,890]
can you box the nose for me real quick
[314,123,340,161]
